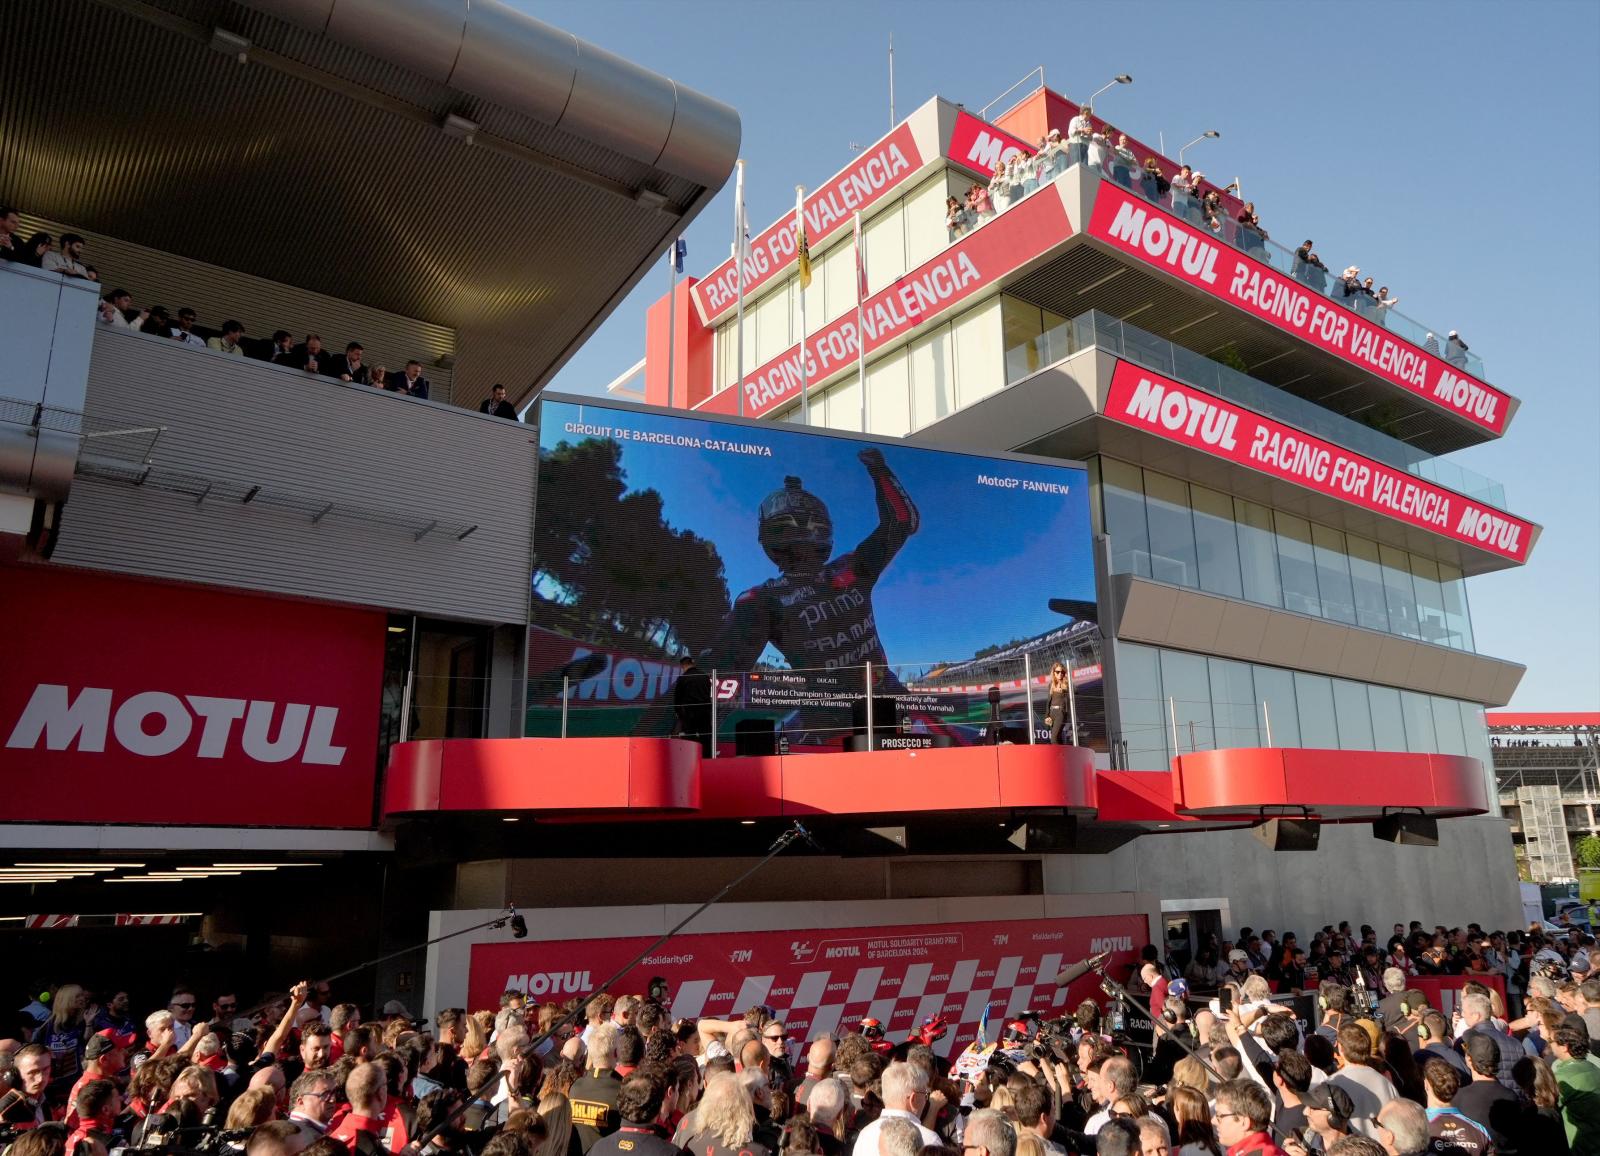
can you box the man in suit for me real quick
[388,359,430,399]
[330,341,369,384]
[672,657,713,756]
[479,384,518,420]
[288,333,329,375]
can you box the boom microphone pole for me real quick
[411,819,818,1150]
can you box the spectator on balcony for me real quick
[1236,203,1267,252]
[945,197,969,239]
[1140,158,1168,200]
[97,288,148,331]
[140,304,173,337]
[1066,107,1093,165]
[1374,288,1399,318]
[268,330,295,364]
[1293,242,1329,289]
[1043,127,1066,180]
[479,385,519,421]
[171,307,207,348]
[42,233,89,278]
[1200,189,1224,234]
[967,182,993,224]
[0,206,21,260]
[1172,164,1198,195]
[989,161,1013,213]
[208,320,246,356]
[289,334,328,375]
[389,360,430,399]
[332,342,369,384]
[1111,134,1136,187]
[18,231,52,267]
[1444,331,1470,369]
[1087,129,1110,174]
[367,364,390,390]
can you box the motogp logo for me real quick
[790,940,813,960]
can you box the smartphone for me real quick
[1218,987,1233,1013]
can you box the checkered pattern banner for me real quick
[469,914,1147,1057]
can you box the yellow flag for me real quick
[794,186,811,290]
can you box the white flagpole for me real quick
[796,184,810,426]
[666,244,677,408]
[734,160,747,418]
[855,210,867,433]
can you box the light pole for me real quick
[1084,73,1132,112]
[1179,130,1221,166]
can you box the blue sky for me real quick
[518,0,1600,710]
[537,399,1094,666]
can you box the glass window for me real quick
[907,323,954,429]
[1087,458,1104,536]
[753,282,791,365]
[1293,672,1338,747]
[1274,512,1322,616]
[1234,498,1283,608]
[1208,658,1259,749]
[1346,535,1391,633]
[1369,686,1407,751]
[821,241,854,322]
[1311,523,1356,624]
[1410,555,1449,648]
[1379,544,1422,640]
[1116,643,1169,770]
[863,202,907,296]
[1102,459,1151,578]
[1438,563,1475,652]
[1332,679,1375,750]
[1001,295,1046,381]
[865,346,911,437]
[1400,690,1437,752]
[1431,695,1467,755]
[1192,485,1244,599]
[1144,471,1199,588]
[1160,649,1215,753]
[1460,700,1499,816]
[951,297,1003,408]
[822,375,862,432]
[1253,665,1301,747]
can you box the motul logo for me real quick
[5,685,347,765]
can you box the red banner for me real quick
[470,914,1146,1056]
[0,565,385,827]
[693,122,924,323]
[1087,183,1511,436]
[1411,974,1505,1019]
[697,186,1071,419]
[1102,362,1535,563]
[945,111,1034,175]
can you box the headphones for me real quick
[1318,997,1327,1010]
[1418,1024,1430,1041]
[1399,1001,1410,1016]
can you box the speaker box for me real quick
[850,696,900,736]
[1006,816,1077,852]
[734,718,777,756]
[1373,813,1439,846]
[1251,818,1320,851]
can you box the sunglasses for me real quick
[764,1033,788,1042]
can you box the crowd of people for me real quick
[934,111,1470,360]
[5,911,1600,1156]
[0,206,520,421]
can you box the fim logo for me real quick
[730,949,753,963]
[992,934,1009,946]
[790,940,813,960]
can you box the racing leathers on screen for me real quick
[708,447,918,693]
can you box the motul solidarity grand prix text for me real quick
[1105,364,1534,562]
[1088,186,1511,434]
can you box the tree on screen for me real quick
[534,437,731,657]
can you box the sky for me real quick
[516,0,1600,710]
[536,398,1095,668]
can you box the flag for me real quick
[794,186,811,290]
[853,212,868,301]
[672,238,686,275]
[735,167,750,275]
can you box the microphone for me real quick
[792,822,824,851]
[508,905,528,939]
[1053,949,1112,987]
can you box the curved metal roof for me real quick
[0,0,740,406]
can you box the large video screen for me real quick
[528,397,1099,750]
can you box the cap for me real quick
[381,999,415,1019]
[1168,978,1190,1000]
[1305,1083,1354,1122]
[1228,949,1248,963]
[1448,330,1459,337]
[86,1027,136,1058]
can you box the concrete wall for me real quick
[1041,816,1522,936]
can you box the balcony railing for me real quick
[949,135,1488,382]
[1003,309,1508,510]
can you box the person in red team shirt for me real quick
[64,1029,134,1128]
[328,1062,388,1156]
[66,1079,121,1156]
